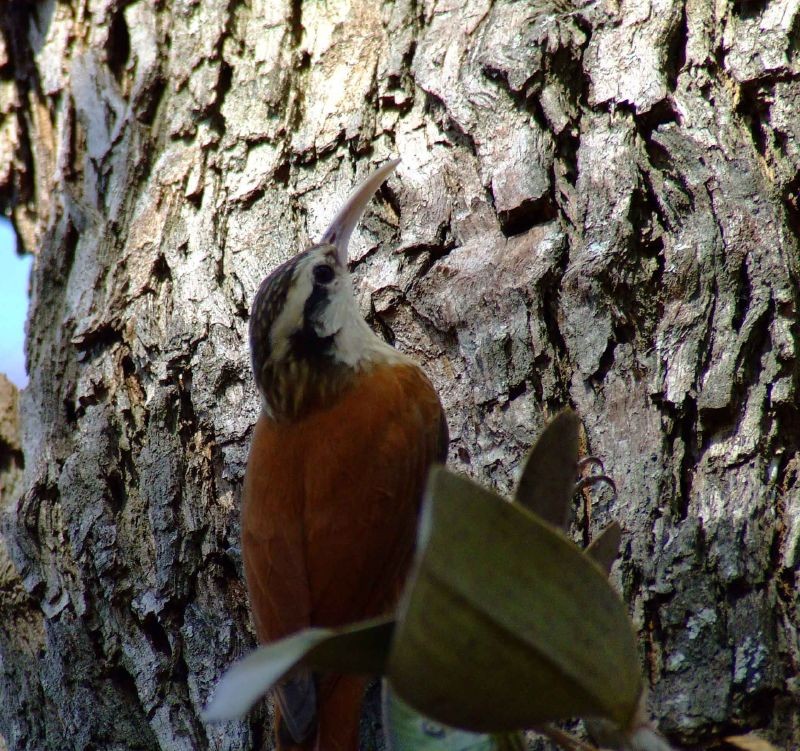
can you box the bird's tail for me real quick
[275,674,367,751]
[275,670,317,746]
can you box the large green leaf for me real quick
[203,618,393,721]
[513,409,581,528]
[387,467,642,733]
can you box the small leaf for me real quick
[514,409,581,529]
[388,467,642,733]
[384,686,526,751]
[384,686,497,751]
[204,618,393,722]
[585,522,622,575]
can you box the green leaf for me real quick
[387,467,642,734]
[585,522,622,575]
[384,687,527,751]
[514,409,580,529]
[384,686,497,751]
[203,618,393,722]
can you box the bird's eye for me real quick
[313,264,335,285]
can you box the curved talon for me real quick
[574,458,618,549]
[573,473,617,498]
[577,456,606,475]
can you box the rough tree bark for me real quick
[0,0,798,749]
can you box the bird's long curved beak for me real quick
[319,159,400,265]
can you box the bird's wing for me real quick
[242,412,313,642]
[242,413,318,741]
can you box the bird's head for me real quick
[249,160,403,419]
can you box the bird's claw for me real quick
[573,473,617,497]
[577,456,605,475]
[573,455,618,548]
[574,455,617,499]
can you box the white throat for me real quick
[325,275,406,368]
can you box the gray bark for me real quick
[1,0,798,749]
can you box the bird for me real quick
[242,160,448,751]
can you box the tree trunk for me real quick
[1,0,798,749]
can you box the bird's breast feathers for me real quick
[242,359,446,636]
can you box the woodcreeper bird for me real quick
[243,161,448,751]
